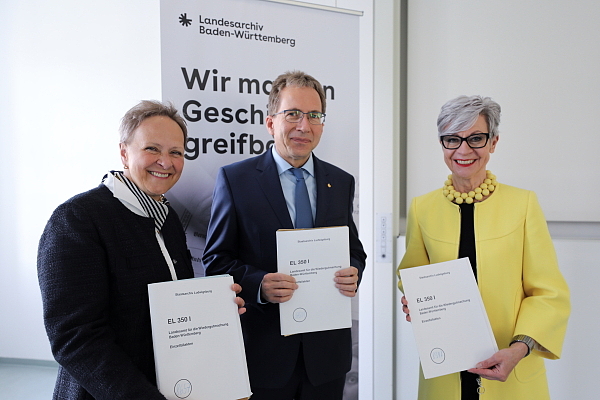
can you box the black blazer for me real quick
[38,184,193,400]
[203,150,366,389]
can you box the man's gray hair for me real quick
[268,71,326,115]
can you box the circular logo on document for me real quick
[293,308,307,322]
[430,348,446,364]
[174,379,192,398]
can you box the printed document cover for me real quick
[399,258,498,379]
[276,226,351,336]
[148,275,251,399]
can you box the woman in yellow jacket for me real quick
[397,95,570,400]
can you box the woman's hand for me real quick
[467,342,529,382]
[231,283,246,315]
[401,295,411,322]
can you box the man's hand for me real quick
[467,342,529,382]
[260,273,298,303]
[334,267,359,297]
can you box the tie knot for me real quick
[291,168,305,180]
[290,167,312,228]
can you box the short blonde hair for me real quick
[119,100,187,144]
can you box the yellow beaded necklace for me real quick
[443,170,497,204]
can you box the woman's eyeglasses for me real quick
[440,133,490,149]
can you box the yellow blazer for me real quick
[397,183,570,400]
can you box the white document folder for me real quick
[276,226,352,336]
[148,275,251,399]
[399,258,498,379]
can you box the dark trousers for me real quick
[249,349,346,400]
[461,371,480,399]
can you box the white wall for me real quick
[406,0,600,222]
[0,0,163,360]
[546,239,600,399]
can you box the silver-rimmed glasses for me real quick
[272,109,326,125]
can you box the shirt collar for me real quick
[271,146,314,177]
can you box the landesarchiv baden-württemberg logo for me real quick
[179,13,192,26]
[177,11,297,47]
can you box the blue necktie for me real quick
[291,168,313,229]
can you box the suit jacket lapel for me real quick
[314,155,331,227]
[255,150,294,228]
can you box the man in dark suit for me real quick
[203,71,366,400]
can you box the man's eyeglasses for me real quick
[440,133,490,149]
[272,110,326,125]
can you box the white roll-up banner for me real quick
[160,0,360,279]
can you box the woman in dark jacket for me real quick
[38,100,244,399]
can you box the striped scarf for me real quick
[105,171,169,232]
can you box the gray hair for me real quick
[437,95,501,139]
[268,71,326,115]
[119,100,187,144]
